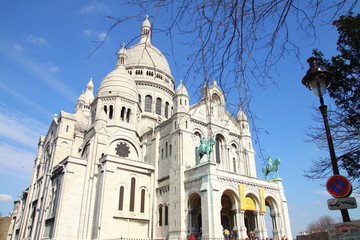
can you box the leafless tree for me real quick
[93,0,357,160]
[305,107,360,191]
[306,215,336,233]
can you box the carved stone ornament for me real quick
[115,142,130,157]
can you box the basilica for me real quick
[7,17,292,240]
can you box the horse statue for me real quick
[262,156,281,180]
[195,136,216,165]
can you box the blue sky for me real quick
[0,1,359,237]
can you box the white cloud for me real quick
[27,35,47,45]
[0,142,34,177]
[97,32,107,42]
[0,108,46,147]
[48,60,60,73]
[83,29,108,42]
[83,29,93,36]
[81,2,110,14]
[300,213,312,218]
[0,84,53,118]
[0,194,13,202]
[0,45,78,102]
[13,44,25,51]
[313,189,328,196]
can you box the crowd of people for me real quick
[187,228,287,240]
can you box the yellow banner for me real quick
[238,184,246,211]
[259,188,266,213]
[245,197,256,211]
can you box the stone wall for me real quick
[0,217,11,240]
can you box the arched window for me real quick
[138,94,141,106]
[215,136,223,164]
[165,102,169,118]
[118,186,124,210]
[156,97,162,115]
[140,189,145,213]
[165,142,168,157]
[129,178,136,212]
[159,205,163,226]
[169,144,172,156]
[109,105,113,119]
[233,158,237,173]
[126,108,131,123]
[145,95,152,113]
[121,107,126,121]
[165,205,169,225]
[104,105,108,114]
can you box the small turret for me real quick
[116,43,127,69]
[236,109,250,135]
[173,80,190,113]
[140,15,151,44]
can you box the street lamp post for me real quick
[301,57,351,222]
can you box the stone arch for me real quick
[139,186,148,214]
[244,193,260,238]
[265,195,280,239]
[193,131,203,146]
[230,143,238,173]
[215,134,226,164]
[220,189,239,232]
[158,203,164,226]
[187,192,202,234]
[108,137,139,160]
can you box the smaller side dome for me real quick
[97,45,138,100]
[175,80,189,96]
[77,91,86,103]
[97,68,138,99]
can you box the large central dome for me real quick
[126,43,171,76]
[125,16,174,90]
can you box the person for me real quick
[190,234,195,240]
[223,229,230,239]
[232,230,238,240]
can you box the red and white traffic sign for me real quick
[326,175,352,198]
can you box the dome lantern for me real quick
[141,15,151,44]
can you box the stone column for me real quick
[236,210,247,239]
[257,212,268,240]
[254,211,261,239]
[199,163,222,238]
[271,212,280,240]
[275,213,283,240]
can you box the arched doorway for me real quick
[243,196,257,238]
[220,191,238,232]
[188,193,202,234]
[221,194,233,230]
[265,197,279,239]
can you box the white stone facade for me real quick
[7,17,292,240]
